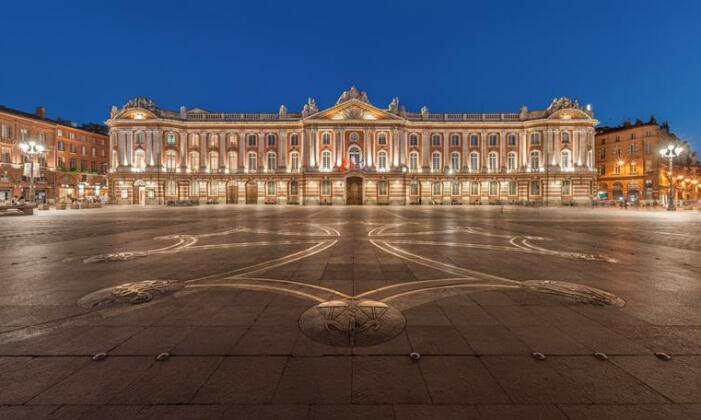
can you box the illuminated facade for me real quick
[0,105,108,203]
[106,88,598,205]
[595,118,700,204]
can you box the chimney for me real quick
[35,106,46,119]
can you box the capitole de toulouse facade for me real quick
[106,87,598,206]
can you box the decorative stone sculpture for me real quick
[388,97,399,113]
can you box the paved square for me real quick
[1,206,701,419]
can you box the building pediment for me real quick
[306,99,404,122]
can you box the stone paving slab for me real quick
[0,206,700,419]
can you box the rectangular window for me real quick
[470,135,478,146]
[508,181,517,196]
[599,165,606,176]
[321,180,331,195]
[451,181,459,196]
[432,181,441,196]
[267,181,276,196]
[561,180,571,195]
[409,153,418,171]
[489,181,498,196]
[377,180,387,196]
[410,182,419,195]
[530,180,540,195]
[470,182,479,195]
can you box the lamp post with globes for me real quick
[659,144,683,211]
[18,140,45,204]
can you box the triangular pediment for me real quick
[306,99,404,121]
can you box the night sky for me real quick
[1,0,700,149]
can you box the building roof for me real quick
[0,105,108,136]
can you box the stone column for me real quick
[303,129,310,168]
[219,132,226,171]
[117,130,126,167]
[258,131,265,172]
[153,131,162,168]
[399,130,407,166]
[238,132,245,171]
[499,130,505,172]
[310,129,318,168]
[545,129,553,168]
[279,129,287,170]
[126,131,133,167]
[480,132,486,172]
[180,131,188,170]
[145,130,153,167]
[200,132,207,170]
[520,131,527,170]
[421,129,429,170]
[443,131,449,171]
[461,131,468,172]
[392,129,399,168]
[335,129,342,167]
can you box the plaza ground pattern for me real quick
[1,205,700,419]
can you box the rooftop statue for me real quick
[123,96,156,110]
[336,86,370,105]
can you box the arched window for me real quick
[247,134,257,147]
[451,152,460,170]
[190,133,199,148]
[530,180,541,195]
[431,152,441,171]
[134,149,145,171]
[488,152,498,171]
[410,180,420,195]
[322,132,331,145]
[267,152,276,170]
[228,134,237,148]
[470,134,479,146]
[290,180,299,195]
[409,152,419,172]
[166,132,177,145]
[377,150,387,171]
[247,152,257,170]
[209,180,218,196]
[470,152,479,171]
[227,151,237,171]
[348,146,361,166]
[432,181,442,196]
[135,132,145,145]
[530,132,540,145]
[507,152,517,171]
[289,152,299,171]
[290,134,299,146]
[508,133,517,146]
[321,150,331,171]
[165,150,177,172]
[470,181,480,195]
[267,134,276,147]
[378,133,387,145]
[189,151,199,171]
[208,135,218,148]
[409,134,419,146]
[208,151,218,171]
[561,132,570,144]
[530,150,540,170]
[431,134,441,146]
[561,149,571,169]
[488,134,498,146]
[450,134,460,147]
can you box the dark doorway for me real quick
[245,181,258,204]
[227,183,238,204]
[346,177,363,205]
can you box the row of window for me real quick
[598,142,653,159]
[142,131,581,150]
[162,179,571,198]
[57,157,104,173]
[125,148,583,173]
[57,141,104,157]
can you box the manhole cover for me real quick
[299,299,406,347]
[77,280,183,308]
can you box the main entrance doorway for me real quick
[226,182,238,204]
[245,181,258,204]
[346,177,363,205]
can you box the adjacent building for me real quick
[0,105,109,203]
[595,118,700,205]
[106,88,598,206]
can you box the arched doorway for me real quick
[245,180,258,204]
[346,177,363,205]
[226,181,238,204]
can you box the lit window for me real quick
[209,151,218,170]
[290,152,299,171]
[227,151,237,171]
[167,133,177,145]
[530,151,540,169]
[530,133,540,145]
[189,151,199,171]
[409,152,418,171]
[377,180,387,195]
[378,133,387,145]
[508,152,517,171]
[508,181,517,196]
[451,152,460,170]
[562,180,571,195]
[248,152,257,170]
[410,180,419,195]
[432,181,441,196]
[470,181,479,195]
[431,152,441,171]
[488,152,498,171]
[451,181,460,196]
[530,180,541,195]
[321,150,331,171]
[321,180,331,195]
[561,150,571,169]
[267,152,276,170]
[322,132,331,145]
[470,152,479,171]
[135,132,145,145]
[165,150,177,171]
[377,151,387,171]
[562,132,570,144]
[267,181,276,196]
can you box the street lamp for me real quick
[18,139,45,204]
[659,143,684,211]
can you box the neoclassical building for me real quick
[106,88,597,206]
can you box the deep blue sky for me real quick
[2,0,700,149]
